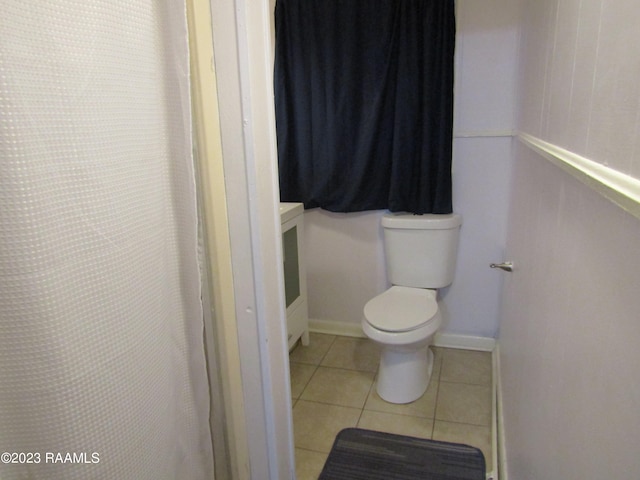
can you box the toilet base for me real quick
[376,347,434,404]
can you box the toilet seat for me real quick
[363,286,438,332]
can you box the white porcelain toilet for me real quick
[362,212,462,404]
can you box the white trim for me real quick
[519,132,640,220]
[494,343,508,480]
[308,318,497,351]
[308,318,367,338]
[209,0,294,477]
[186,1,249,477]
[454,130,515,139]
[487,346,498,480]
[433,333,496,352]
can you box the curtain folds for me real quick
[0,2,213,479]
[275,0,455,214]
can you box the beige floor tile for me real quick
[295,448,328,480]
[433,420,492,472]
[290,333,336,365]
[290,363,317,399]
[436,382,492,426]
[293,400,361,453]
[357,410,434,439]
[320,336,381,372]
[440,348,492,385]
[301,367,375,408]
[364,377,438,419]
[291,343,496,476]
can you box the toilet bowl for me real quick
[362,286,441,404]
[362,211,461,405]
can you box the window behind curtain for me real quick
[274,0,456,214]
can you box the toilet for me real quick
[362,212,462,404]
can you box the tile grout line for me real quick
[294,399,365,413]
[439,379,494,387]
[356,374,379,428]
[294,446,330,456]
[318,335,338,365]
[299,363,378,374]
[299,364,320,402]
[290,333,339,403]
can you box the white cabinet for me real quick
[280,203,309,350]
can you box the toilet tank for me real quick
[382,212,462,289]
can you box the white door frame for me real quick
[197,0,295,478]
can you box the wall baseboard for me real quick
[308,319,366,338]
[433,333,496,352]
[494,343,508,480]
[308,318,496,351]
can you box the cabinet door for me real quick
[282,225,300,308]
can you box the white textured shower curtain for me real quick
[0,1,214,479]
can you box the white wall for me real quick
[500,0,640,477]
[305,209,388,328]
[305,0,521,337]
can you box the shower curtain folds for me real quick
[0,1,214,479]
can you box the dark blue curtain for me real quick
[274,0,455,214]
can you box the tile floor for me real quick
[290,333,493,480]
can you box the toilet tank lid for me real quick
[382,212,462,230]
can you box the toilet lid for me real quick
[364,286,438,332]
